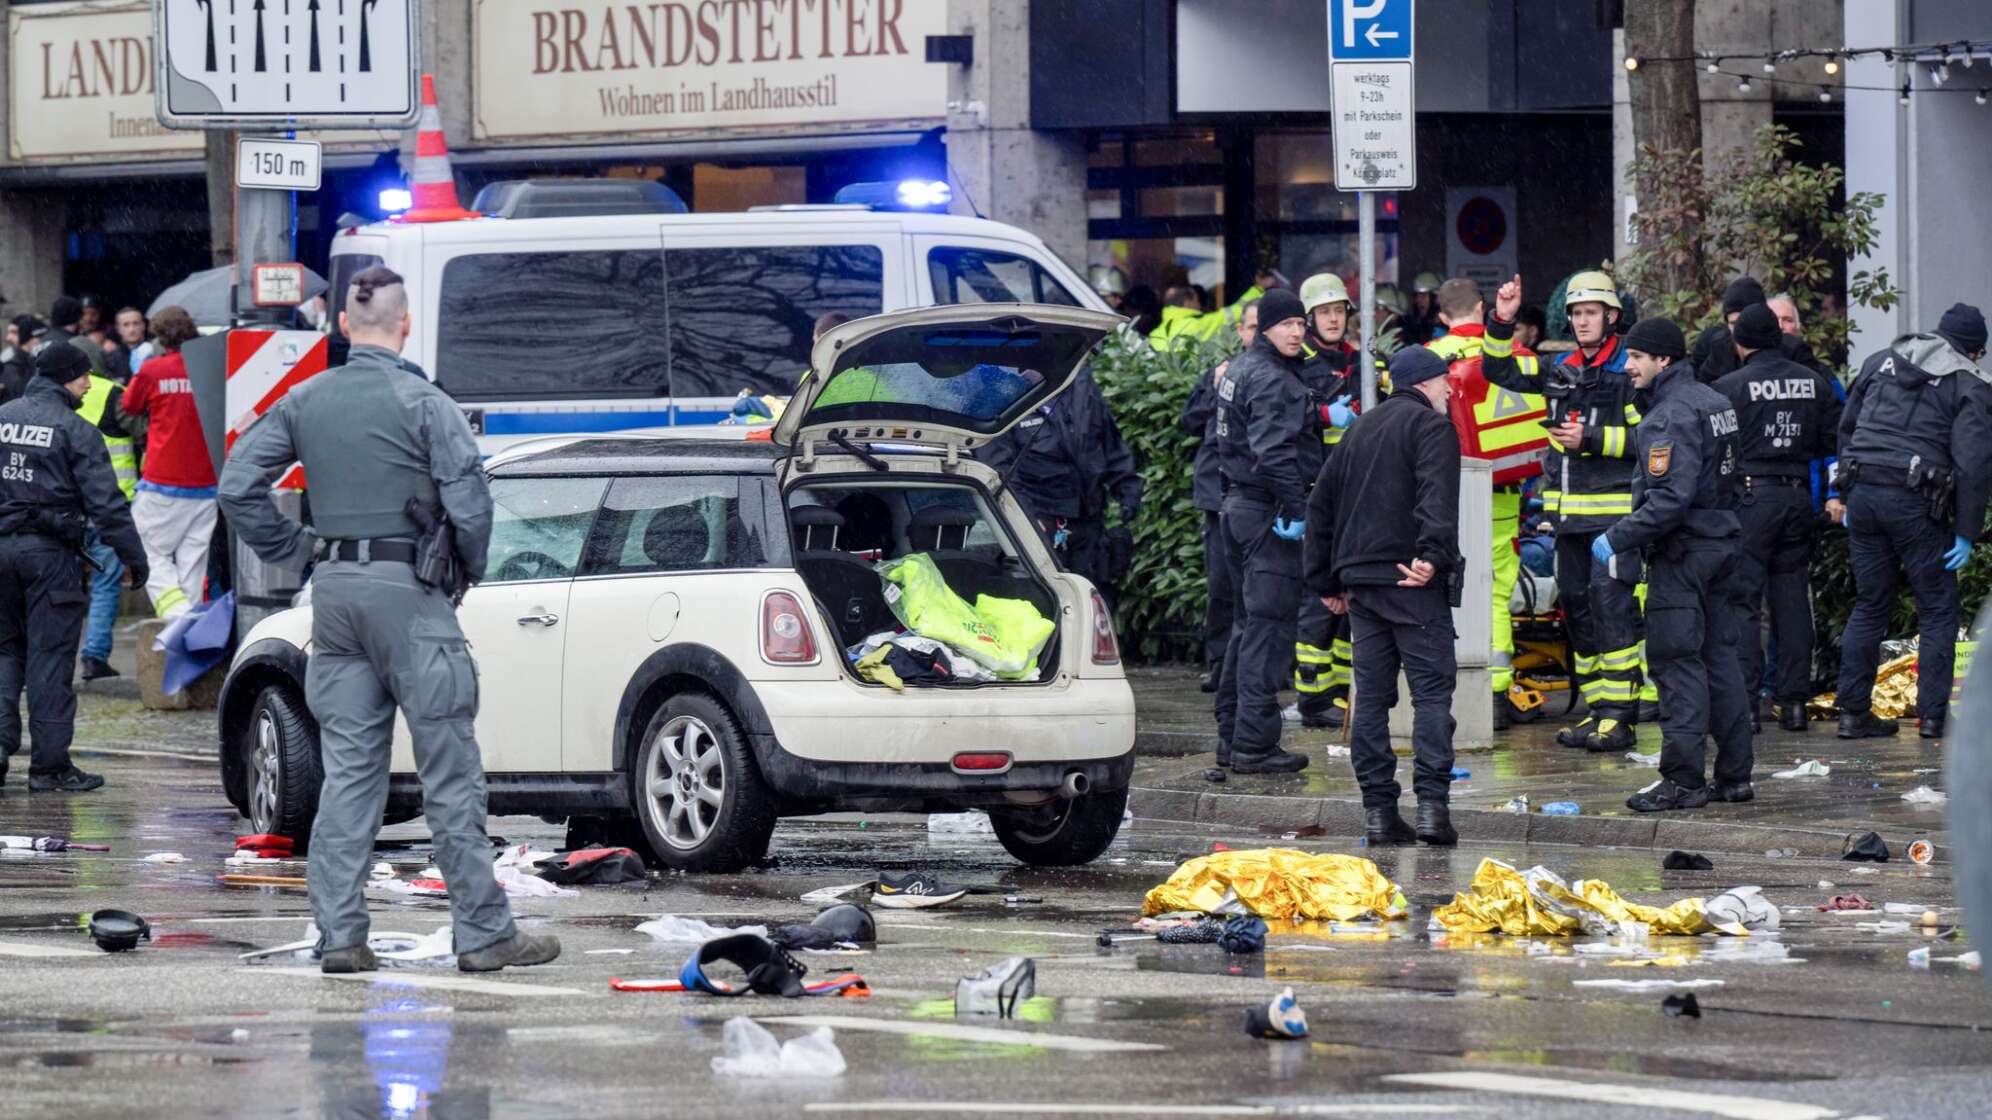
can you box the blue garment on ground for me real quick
[154,591,234,695]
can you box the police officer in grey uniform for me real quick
[0,344,148,791]
[219,267,559,975]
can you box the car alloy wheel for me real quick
[645,714,726,850]
[249,709,284,834]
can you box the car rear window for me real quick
[580,475,776,575]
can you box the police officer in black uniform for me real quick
[980,370,1142,603]
[1691,277,1831,384]
[1181,300,1260,691]
[1835,303,1992,741]
[1592,318,1751,812]
[1712,303,1841,732]
[1211,289,1315,775]
[0,344,147,791]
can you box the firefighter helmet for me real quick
[1563,270,1623,311]
[1299,272,1354,313]
[1412,271,1444,294]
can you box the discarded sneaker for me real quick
[1708,781,1755,803]
[1625,780,1710,813]
[1661,992,1702,1019]
[1556,717,1597,749]
[1837,710,1899,739]
[79,657,119,682]
[1364,807,1418,847]
[1243,986,1309,1039]
[1661,850,1714,871]
[1583,719,1637,753]
[873,872,969,909]
[321,944,379,974]
[457,930,562,973]
[29,765,104,793]
[1414,801,1457,847]
[1230,749,1308,775]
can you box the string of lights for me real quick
[1623,39,1992,104]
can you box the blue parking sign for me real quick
[1327,0,1414,62]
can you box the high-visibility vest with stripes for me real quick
[1430,326,1547,485]
[77,374,137,500]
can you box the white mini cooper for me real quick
[216,306,1137,871]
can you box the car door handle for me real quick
[516,613,561,627]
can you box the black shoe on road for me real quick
[1414,801,1458,846]
[321,945,379,974]
[79,657,120,682]
[1584,719,1637,753]
[1231,749,1308,775]
[458,931,562,973]
[1199,670,1217,694]
[1708,781,1755,803]
[1626,780,1711,813]
[1778,705,1808,733]
[1919,715,1946,739]
[1364,806,1418,847]
[29,766,104,793]
[1556,717,1597,749]
[1837,711,1900,739]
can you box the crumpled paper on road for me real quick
[1810,649,1917,719]
[1141,848,1406,922]
[1431,858,1715,937]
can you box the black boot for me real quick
[1626,780,1711,813]
[1231,749,1308,775]
[1583,718,1637,753]
[1779,705,1808,733]
[1199,669,1218,694]
[1556,717,1597,749]
[28,765,104,793]
[1708,780,1755,803]
[321,944,379,974]
[1919,715,1946,739]
[1365,806,1417,846]
[79,657,120,682]
[1837,710,1900,739]
[1414,801,1457,846]
[1492,693,1513,731]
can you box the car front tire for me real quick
[244,685,322,849]
[990,788,1128,867]
[631,693,777,872]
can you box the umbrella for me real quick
[148,265,328,326]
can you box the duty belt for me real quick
[326,538,418,564]
[1741,475,1808,489]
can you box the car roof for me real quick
[488,436,783,478]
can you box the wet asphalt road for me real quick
[1,749,1988,1120]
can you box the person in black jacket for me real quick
[1691,276,1831,384]
[1210,289,1315,775]
[979,369,1143,604]
[1711,304,1842,733]
[1592,318,1750,812]
[1834,304,1992,740]
[0,344,149,792]
[1305,345,1463,846]
[1181,299,1260,691]
[0,315,46,405]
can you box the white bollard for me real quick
[1387,460,1494,749]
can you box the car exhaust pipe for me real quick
[1060,770,1090,799]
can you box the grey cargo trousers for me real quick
[305,561,515,955]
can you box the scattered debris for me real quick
[1661,851,1713,871]
[956,956,1035,1017]
[1449,767,1471,780]
[234,834,294,860]
[141,852,187,864]
[1856,920,1911,934]
[1901,786,1947,805]
[1217,915,1269,954]
[1908,946,1931,969]
[710,1017,846,1077]
[1202,768,1229,783]
[0,835,109,852]
[1572,978,1723,991]
[1499,796,1531,814]
[637,916,771,943]
[1771,759,1830,779]
[1842,832,1891,863]
[1434,858,1720,937]
[535,848,647,885]
[1141,849,1407,922]
[927,811,996,836]
[494,865,578,899]
[1764,848,1797,859]
[1818,894,1874,912]
[1661,992,1702,1018]
[772,905,876,952]
[1244,987,1309,1039]
[1539,802,1580,816]
[1703,886,1779,934]
[1624,751,1661,768]
[1907,840,1935,865]
[87,909,151,953]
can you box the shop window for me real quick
[927,247,1080,306]
[436,251,669,400]
[664,245,884,399]
[582,476,769,575]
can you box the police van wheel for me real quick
[245,685,321,851]
[991,788,1127,867]
[632,693,777,873]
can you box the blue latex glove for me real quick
[1272,517,1306,541]
[1590,533,1615,567]
[1325,395,1354,428]
[1944,534,1972,570]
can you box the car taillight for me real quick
[761,591,817,664]
[1090,589,1120,664]
[951,752,1011,772]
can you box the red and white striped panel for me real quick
[225,329,329,490]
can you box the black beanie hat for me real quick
[1623,317,1687,360]
[1937,302,1988,355]
[1720,277,1766,316]
[1730,303,1782,351]
[35,339,91,382]
[1257,289,1306,331]
[49,295,82,330]
[1389,345,1449,389]
[11,313,47,342]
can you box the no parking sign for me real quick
[1446,187,1517,285]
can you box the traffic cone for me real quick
[398,74,477,223]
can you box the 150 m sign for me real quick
[236,136,322,190]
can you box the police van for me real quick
[325,178,1107,455]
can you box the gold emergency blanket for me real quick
[1432,858,1713,937]
[1809,652,1918,720]
[1141,848,1407,922]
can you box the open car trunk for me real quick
[786,477,1062,687]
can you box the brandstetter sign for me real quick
[472,0,946,142]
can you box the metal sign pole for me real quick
[235,136,297,327]
[1359,193,1377,411]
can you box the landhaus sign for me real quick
[7,1,199,161]
[472,0,946,141]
